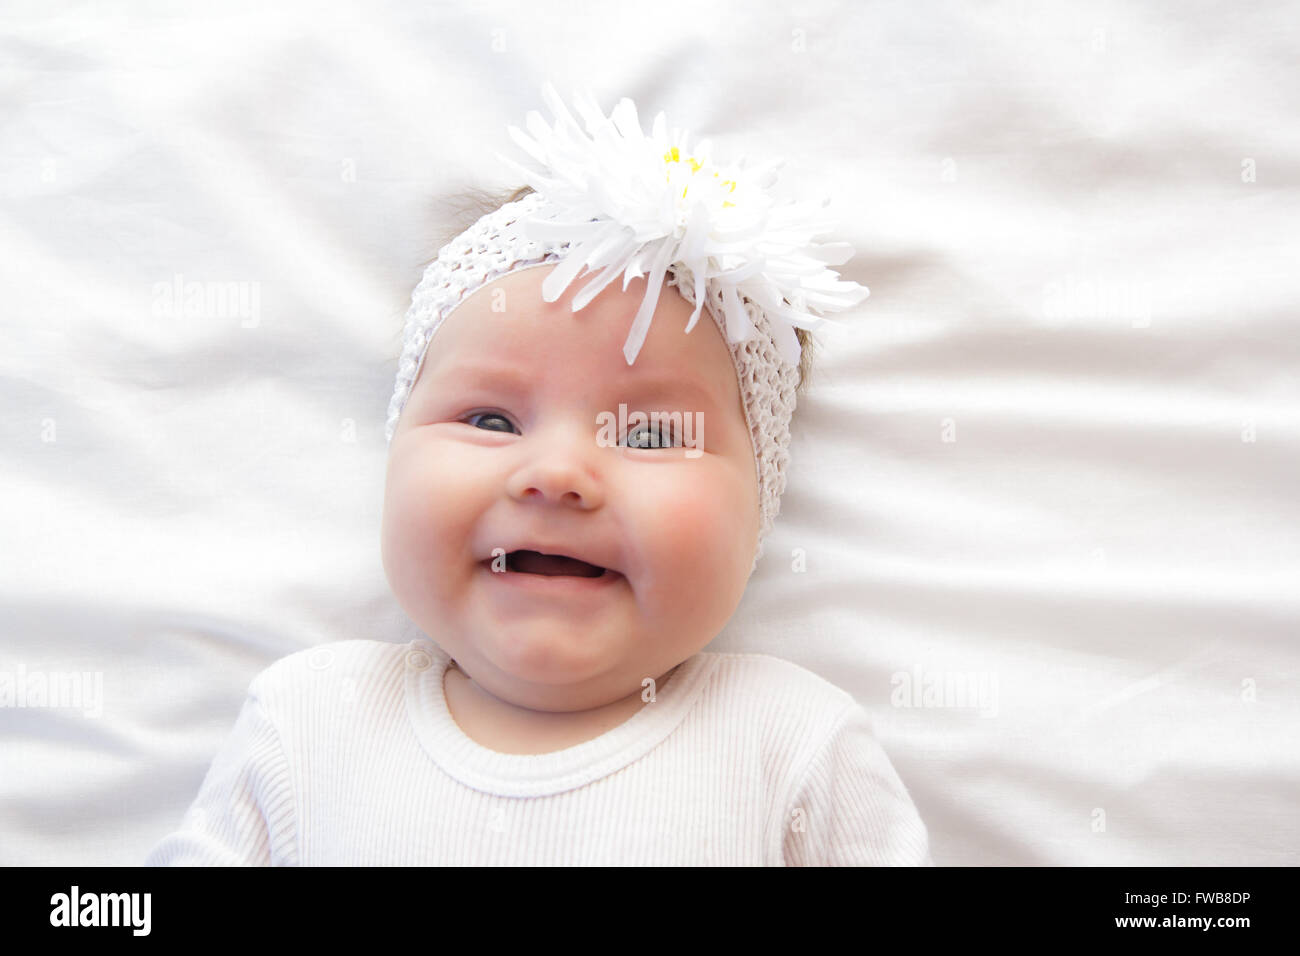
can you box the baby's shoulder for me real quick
[245,638,413,702]
[704,651,855,701]
[698,651,864,735]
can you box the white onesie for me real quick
[146,638,933,866]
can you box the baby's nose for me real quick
[504,428,605,509]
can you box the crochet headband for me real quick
[386,84,869,576]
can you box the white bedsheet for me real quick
[2,0,1296,866]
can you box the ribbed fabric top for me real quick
[145,638,932,866]
[405,641,717,798]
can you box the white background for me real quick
[1,0,1296,865]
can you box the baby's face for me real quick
[381,263,760,712]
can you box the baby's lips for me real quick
[483,541,621,577]
[509,550,605,577]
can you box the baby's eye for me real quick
[464,411,518,434]
[624,421,682,449]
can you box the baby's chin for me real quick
[477,632,632,686]
[446,617,656,696]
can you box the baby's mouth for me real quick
[500,550,609,578]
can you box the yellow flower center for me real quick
[664,147,737,208]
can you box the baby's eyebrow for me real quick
[430,362,533,394]
[432,361,721,409]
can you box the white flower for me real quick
[494,82,869,367]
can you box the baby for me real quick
[145,85,932,866]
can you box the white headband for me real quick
[386,84,869,575]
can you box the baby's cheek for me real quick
[381,481,437,604]
[382,447,479,598]
[638,473,752,635]
[655,467,753,570]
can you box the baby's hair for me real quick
[429,185,820,398]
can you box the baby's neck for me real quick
[442,662,679,756]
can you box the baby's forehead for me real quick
[420,332,722,405]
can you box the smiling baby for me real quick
[145,85,933,866]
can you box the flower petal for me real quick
[495,84,870,366]
[622,240,675,364]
